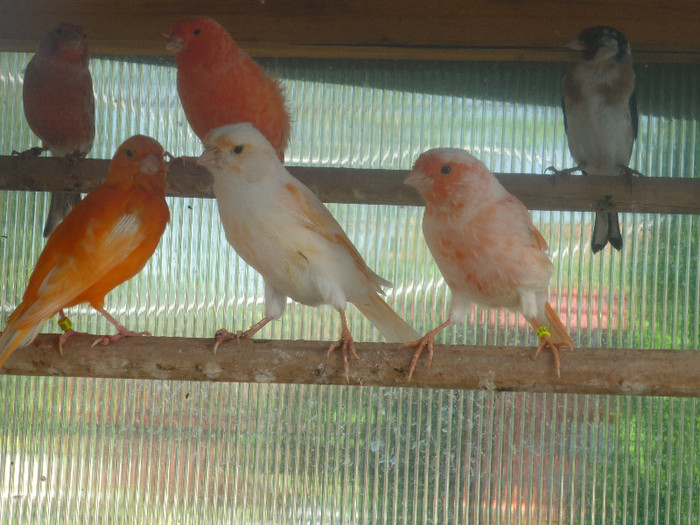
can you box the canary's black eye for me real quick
[56,28,63,34]
[126,149,133,158]
[233,145,244,155]
[441,165,451,175]
[193,29,201,35]
[83,34,87,39]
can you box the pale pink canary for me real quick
[404,148,574,380]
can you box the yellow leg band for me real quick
[536,326,551,339]
[58,317,72,332]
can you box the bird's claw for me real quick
[327,334,359,383]
[545,165,579,177]
[65,151,87,164]
[57,327,90,355]
[213,328,246,353]
[58,328,79,356]
[620,166,645,178]
[534,334,561,378]
[91,330,151,348]
[11,147,46,159]
[401,335,435,382]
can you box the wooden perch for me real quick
[1,334,699,397]
[1,155,699,214]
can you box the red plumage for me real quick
[167,16,290,161]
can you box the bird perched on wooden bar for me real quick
[403,147,574,380]
[20,22,95,237]
[556,26,639,253]
[167,16,291,162]
[197,123,419,379]
[0,135,170,368]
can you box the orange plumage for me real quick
[404,148,574,379]
[22,22,95,236]
[167,16,290,161]
[0,135,170,368]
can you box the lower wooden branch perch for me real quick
[1,334,698,397]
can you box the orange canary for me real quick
[197,123,419,379]
[22,22,95,237]
[167,16,290,161]
[0,135,170,368]
[403,148,574,380]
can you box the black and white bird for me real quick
[561,26,638,253]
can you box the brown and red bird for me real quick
[22,22,95,236]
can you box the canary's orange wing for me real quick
[10,201,147,331]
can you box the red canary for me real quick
[22,22,95,237]
[167,16,290,161]
[403,148,574,380]
[0,135,170,368]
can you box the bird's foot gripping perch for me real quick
[402,334,435,382]
[533,325,561,378]
[545,165,583,177]
[57,312,88,355]
[91,329,151,348]
[620,165,645,178]
[401,320,451,381]
[213,316,273,354]
[90,308,151,348]
[326,309,359,382]
[11,146,47,159]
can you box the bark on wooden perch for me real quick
[1,155,699,214]
[1,334,699,397]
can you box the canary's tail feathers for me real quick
[592,211,622,254]
[543,302,575,349]
[0,320,46,369]
[354,294,420,343]
[44,192,81,238]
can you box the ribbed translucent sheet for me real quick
[1,54,698,523]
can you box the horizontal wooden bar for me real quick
[1,334,699,397]
[0,0,699,62]
[1,155,699,214]
[1,41,696,65]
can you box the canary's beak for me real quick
[563,36,585,51]
[141,154,161,175]
[166,34,185,53]
[197,148,219,169]
[403,170,429,193]
[64,31,84,47]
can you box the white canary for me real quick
[197,123,418,378]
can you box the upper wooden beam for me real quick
[0,0,699,62]
[2,334,699,397]
[1,155,699,215]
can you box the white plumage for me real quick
[198,123,418,377]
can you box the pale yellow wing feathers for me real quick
[285,180,390,290]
